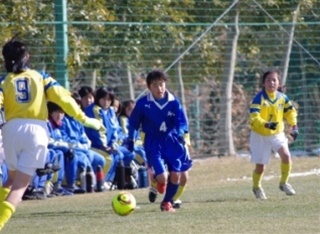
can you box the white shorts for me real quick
[249,131,288,165]
[2,119,49,176]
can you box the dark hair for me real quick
[261,69,286,92]
[47,101,63,113]
[261,69,281,84]
[2,37,29,73]
[119,100,135,117]
[72,92,82,106]
[78,86,94,98]
[94,87,115,106]
[146,69,168,87]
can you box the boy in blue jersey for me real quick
[127,69,192,212]
[249,69,298,200]
[0,37,101,230]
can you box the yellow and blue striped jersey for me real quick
[249,89,297,136]
[0,68,87,123]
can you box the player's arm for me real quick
[282,95,299,140]
[175,101,191,145]
[91,105,108,148]
[128,100,143,141]
[42,72,100,130]
[283,95,298,127]
[250,94,272,129]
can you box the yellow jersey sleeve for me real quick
[249,90,297,136]
[43,72,87,123]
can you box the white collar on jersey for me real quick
[146,90,175,110]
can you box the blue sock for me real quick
[162,180,179,203]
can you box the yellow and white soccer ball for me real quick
[112,191,136,216]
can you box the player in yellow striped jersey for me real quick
[0,37,101,231]
[249,69,299,200]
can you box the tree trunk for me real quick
[127,64,135,100]
[280,3,300,86]
[217,1,239,156]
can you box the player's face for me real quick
[99,96,112,110]
[50,110,65,123]
[81,94,94,108]
[149,80,166,99]
[263,72,279,93]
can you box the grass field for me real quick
[2,156,319,234]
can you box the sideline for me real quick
[225,169,320,182]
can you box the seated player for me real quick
[84,87,135,188]
[47,101,93,192]
[78,86,95,110]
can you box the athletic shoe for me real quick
[64,185,85,194]
[33,188,47,200]
[22,186,36,200]
[160,202,175,212]
[172,199,182,209]
[157,183,166,194]
[252,187,267,200]
[148,187,158,203]
[104,181,115,191]
[45,181,54,195]
[279,183,296,195]
[52,187,74,196]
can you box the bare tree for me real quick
[217,0,239,156]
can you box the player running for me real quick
[127,69,192,212]
[0,36,101,230]
[249,69,298,200]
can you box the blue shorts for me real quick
[144,134,192,176]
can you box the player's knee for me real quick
[169,172,180,184]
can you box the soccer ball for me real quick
[111,191,136,216]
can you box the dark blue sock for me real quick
[162,180,179,203]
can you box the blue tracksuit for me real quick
[62,115,106,173]
[31,149,64,189]
[47,118,92,187]
[84,104,134,182]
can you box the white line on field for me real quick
[225,169,320,182]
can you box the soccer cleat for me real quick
[160,202,175,212]
[279,183,296,195]
[148,187,158,203]
[172,199,182,209]
[157,183,166,194]
[252,187,267,200]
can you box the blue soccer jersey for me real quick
[128,91,190,175]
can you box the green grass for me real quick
[2,156,320,234]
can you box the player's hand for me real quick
[83,117,102,130]
[265,122,278,130]
[290,126,299,141]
